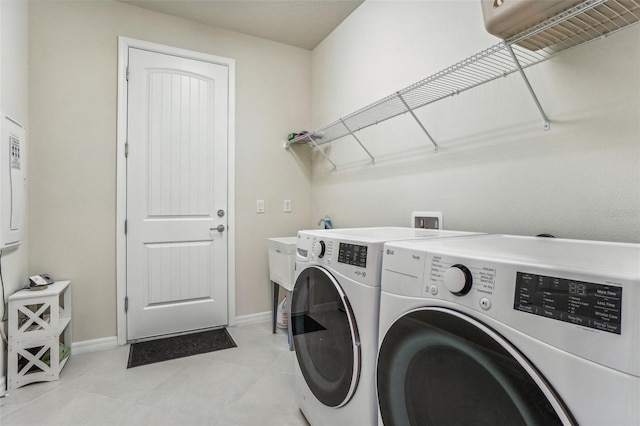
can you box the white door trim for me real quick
[116,36,236,345]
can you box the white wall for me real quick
[0,0,29,392]
[18,0,640,352]
[29,1,312,343]
[310,0,640,243]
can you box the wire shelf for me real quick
[286,0,639,152]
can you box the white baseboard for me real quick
[234,311,271,326]
[71,336,119,354]
[69,315,269,354]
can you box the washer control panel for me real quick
[337,242,368,268]
[296,232,383,287]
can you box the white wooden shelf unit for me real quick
[7,280,72,390]
[285,0,639,169]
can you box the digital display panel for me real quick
[338,243,367,268]
[514,272,622,335]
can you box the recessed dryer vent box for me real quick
[411,211,442,230]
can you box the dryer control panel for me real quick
[381,235,640,378]
[514,272,622,335]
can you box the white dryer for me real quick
[377,235,640,426]
[291,227,483,426]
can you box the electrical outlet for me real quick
[257,200,265,213]
[284,199,292,213]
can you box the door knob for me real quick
[214,224,225,232]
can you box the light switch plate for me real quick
[257,200,265,213]
[284,200,292,213]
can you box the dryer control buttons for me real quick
[313,240,326,259]
[444,264,473,296]
[429,285,438,296]
[479,297,491,310]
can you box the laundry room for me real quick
[0,0,638,424]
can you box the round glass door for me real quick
[377,308,575,426]
[291,265,360,408]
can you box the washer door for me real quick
[377,308,575,426]
[291,265,361,408]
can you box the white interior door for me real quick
[126,47,229,341]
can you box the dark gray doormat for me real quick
[127,328,237,368]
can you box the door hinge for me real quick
[126,66,129,81]
[124,142,129,157]
[124,219,128,234]
[124,296,129,312]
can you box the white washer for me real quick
[377,235,640,426]
[291,227,483,426]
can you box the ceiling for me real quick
[121,0,364,50]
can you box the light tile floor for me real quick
[0,322,308,426]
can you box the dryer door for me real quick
[377,308,575,426]
[291,265,361,408]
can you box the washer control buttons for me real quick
[429,285,438,296]
[480,297,491,310]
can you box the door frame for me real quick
[116,36,236,345]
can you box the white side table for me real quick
[7,280,72,390]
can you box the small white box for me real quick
[267,237,297,291]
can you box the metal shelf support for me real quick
[306,134,338,171]
[397,92,439,152]
[505,43,551,131]
[340,118,376,164]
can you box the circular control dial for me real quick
[313,240,326,258]
[444,264,473,295]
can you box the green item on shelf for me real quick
[60,344,71,361]
[288,131,309,141]
[41,344,71,364]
